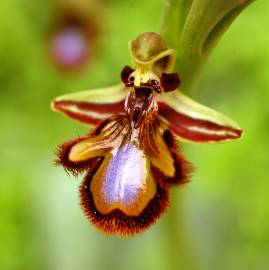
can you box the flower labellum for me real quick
[51,32,243,236]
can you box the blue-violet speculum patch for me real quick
[51,32,243,236]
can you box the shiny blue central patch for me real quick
[101,142,147,206]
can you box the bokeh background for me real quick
[0,0,269,270]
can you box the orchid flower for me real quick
[51,32,243,236]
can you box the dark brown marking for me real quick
[160,73,181,92]
[121,65,134,85]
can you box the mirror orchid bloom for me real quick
[51,32,243,236]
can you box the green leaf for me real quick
[160,0,255,88]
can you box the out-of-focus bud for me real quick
[47,0,104,72]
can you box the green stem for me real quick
[163,194,198,270]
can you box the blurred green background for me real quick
[0,0,269,270]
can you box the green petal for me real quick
[51,84,126,125]
[158,90,243,143]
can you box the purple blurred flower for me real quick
[50,26,89,69]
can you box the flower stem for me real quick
[163,193,198,270]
